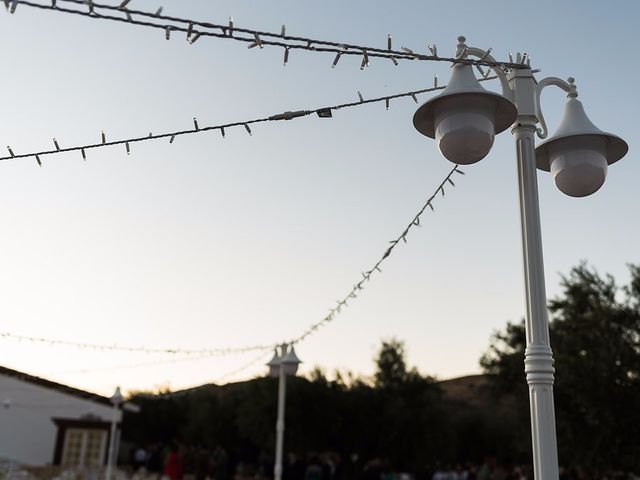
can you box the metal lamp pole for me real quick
[412,37,628,480]
[267,344,301,480]
[274,352,287,480]
[105,386,123,480]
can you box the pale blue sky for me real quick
[0,1,637,396]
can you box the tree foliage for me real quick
[481,263,640,472]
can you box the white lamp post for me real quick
[105,386,124,480]
[413,36,628,480]
[267,344,301,480]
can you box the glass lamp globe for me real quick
[414,62,517,165]
[536,95,628,197]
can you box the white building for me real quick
[0,365,122,468]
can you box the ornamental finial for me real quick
[567,77,578,98]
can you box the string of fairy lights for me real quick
[4,0,529,71]
[0,0,489,386]
[0,77,497,165]
[1,164,464,379]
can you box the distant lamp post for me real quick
[105,386,123,480]
[267,344,301,480]
[413,36,628,480]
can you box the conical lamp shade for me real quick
[282,346,301,376]
[266,349,282,378]
[536,97,628,197]
[535,98,628,171]
[413,63,517,139]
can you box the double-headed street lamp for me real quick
[105,386,123,480]
[413,37,628,480]
[267,343,302,480]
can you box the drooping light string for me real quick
[0,76,497,164]
[0,163,465,369]
[288,164,465,346]
[5,0,527,71]
[0,331,272,356]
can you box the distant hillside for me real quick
[438,374,493,408]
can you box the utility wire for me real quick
[1,76,497,164]
[5,0,527,71]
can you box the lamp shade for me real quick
[536,97,628,197]
[413,63,517,165]
[281,346,301,376]
[266,349,282,378]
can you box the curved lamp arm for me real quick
[535,77,578,139]
[456,37,512,100]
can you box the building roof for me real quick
[0,365,112,407]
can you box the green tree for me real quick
[481,263,640,472]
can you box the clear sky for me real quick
[0,0,637,396]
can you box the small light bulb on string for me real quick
[244,124,252,136]
[119,0,131,9]
[283,47,289,65]
[360,50,369,70]
[53,138,60,151]
[190,32,202,44]
[253,33,263,48]
[479,47,492,62]
[331,52,341,68]
[7,146,15,157]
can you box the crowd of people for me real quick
[125,446,639,480]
